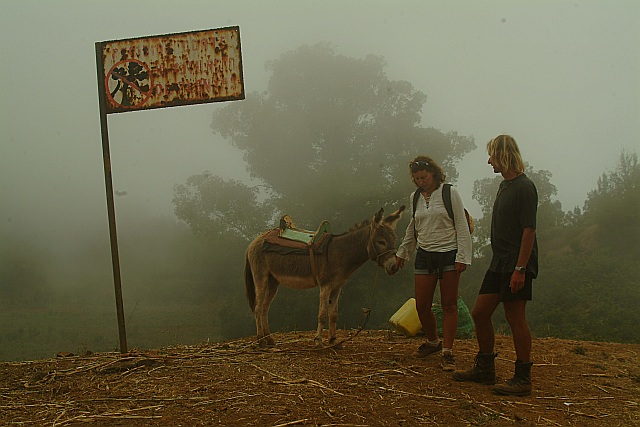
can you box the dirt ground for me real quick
[1,330,638,426]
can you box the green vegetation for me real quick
[1,46,637,361]
[461,150,640,344]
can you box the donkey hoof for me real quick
[329,338,344,350]
[258,337,276,348]
[314,337,323,348]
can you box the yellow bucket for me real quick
[389,298,423,336]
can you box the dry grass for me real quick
[1,331,639,426]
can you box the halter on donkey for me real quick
[245,206,405,348]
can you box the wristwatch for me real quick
[514,266,526,273]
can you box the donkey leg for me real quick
[254,274,278,348]
[260,276,279,347]
[253,286,269,347]
[315,285,331,347]
[328,287,344,349]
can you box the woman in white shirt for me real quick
[395,156,472,371]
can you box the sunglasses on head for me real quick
[410,161,430,171]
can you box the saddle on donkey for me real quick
[262,214,332,255]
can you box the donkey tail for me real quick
[244,254,256,312]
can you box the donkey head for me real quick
[368,205,405,275]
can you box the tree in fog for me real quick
[585,150,639,216]
[464,149,640,343]
[175,43,475,236]
[582,149,639,250]
[533,149,640,343]
[173,175,275,240]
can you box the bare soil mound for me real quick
[1,331,638,426]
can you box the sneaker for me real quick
[416,341,442,358]
[441,353,456,371]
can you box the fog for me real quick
[1,1,638,360]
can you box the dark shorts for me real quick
[415,248,457,279]
[479,269,533,302]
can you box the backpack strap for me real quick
[412,188,422,239]
[412,188,422,219]
[442,183,455,222]
[443,184,475,234]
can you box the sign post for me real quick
[95,27,244,353]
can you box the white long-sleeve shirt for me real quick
[396,184,472,265]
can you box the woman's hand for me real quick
[395,256,405,270]
[455,262,467,273]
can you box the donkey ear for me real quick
[384,205,405,228]
[373,207,384,224]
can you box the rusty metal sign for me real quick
[97,26,244,114]
[94,26,245,353]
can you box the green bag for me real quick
[432,297,474,339]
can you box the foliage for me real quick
[582,150,640,252]
[531,249,640,343]
[171,44,638,347]
[173,175,275,241]
[5,47,640,361]
[462,150,640,345]
[171,44,477,344]
[458,240,640,345]
[464,149,640,344]
[194,43,475,234]
[585,150,639,215]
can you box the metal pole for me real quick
[95,42,128,354]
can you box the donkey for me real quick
[245,206,405,348]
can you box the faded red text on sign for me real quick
[99,27,244,113]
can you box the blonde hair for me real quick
[486,134,525,174]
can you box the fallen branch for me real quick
[378,386,456,401]
[271,378,345,396]
[272,419,309,427]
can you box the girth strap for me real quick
[308,245,321,287]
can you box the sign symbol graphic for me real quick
[106,59,152,109]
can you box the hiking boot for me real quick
[416,341,442,358]
[441,352,456,371]
[452,352,497,385]
[492,360,533,396]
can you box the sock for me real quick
[442,348,453,355]
[427,338,440,346]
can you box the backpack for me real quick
[412,184,474,239]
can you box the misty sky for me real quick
[1,0,639,250]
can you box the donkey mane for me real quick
[326,219,372,237]
[344,219,373,234]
